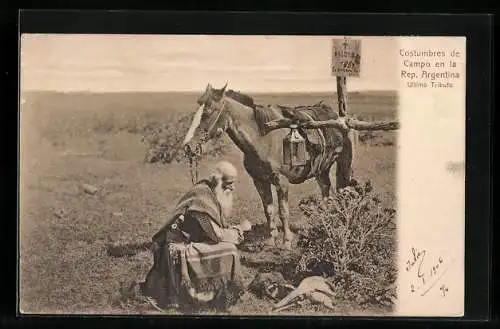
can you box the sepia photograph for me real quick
[19,34,465,316]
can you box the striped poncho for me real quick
[152,180,227,245]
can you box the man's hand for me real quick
[238,220,252,232]
[221,227,244,245]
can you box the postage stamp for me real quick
[19,34,465,317]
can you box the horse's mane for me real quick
[253,105,284,136]
[225,89,256,109]
[225,89,281,135]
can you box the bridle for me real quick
[204,98,227,138]
[185,98,228,185]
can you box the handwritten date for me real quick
[440,284,449,297]
[407,247,446,296]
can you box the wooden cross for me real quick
[337,76,347,117]
[336,37,350,117]
[342,38,350,50]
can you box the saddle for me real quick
[254,101,341,175]
[271,101,337,146]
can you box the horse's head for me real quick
[182,83,231,159]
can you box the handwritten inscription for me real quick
[399,49,462,89]
[406,247,450,296]
[440,284,449,297]
[405,247,426,273]
[332,38,361,77]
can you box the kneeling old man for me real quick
[141,161,250,312]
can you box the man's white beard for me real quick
[215,183,234,220]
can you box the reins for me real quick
[188,153,199,185]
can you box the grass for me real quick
[19,90,397,315]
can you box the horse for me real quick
[182,83,357,250]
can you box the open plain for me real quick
[19,90,397,315]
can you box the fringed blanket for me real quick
[175,242,243,302]
[141,241,243,310]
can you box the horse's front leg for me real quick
[277,175,294,250]
[252,178,278,247]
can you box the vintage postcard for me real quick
[19,34,465,316]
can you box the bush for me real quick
[358,131,396,147]
[295,181,397,307]
[141,112,231,164]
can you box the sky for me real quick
[20,34,399,93]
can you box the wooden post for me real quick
[332,36,361,188]
[333,37,358,118]
[336,76,348,117]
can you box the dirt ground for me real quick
[19,91,397,316]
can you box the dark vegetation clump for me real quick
[358,131,396,146]
[295,181,397,307]
[140,112,231,164]
[355,114,396,147]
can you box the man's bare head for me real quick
[209,161,238,191]
[208,161,237,219]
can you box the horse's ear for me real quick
[221,82,228,94]
[206,83,213,93]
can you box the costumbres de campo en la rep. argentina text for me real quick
[399,48,461,88]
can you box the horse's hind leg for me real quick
[316,169,332,198]
[252,178,278,247]
[276,175,294,250]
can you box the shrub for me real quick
[141,112,231,164]
[295,181,397,307]
[358,131,396,147]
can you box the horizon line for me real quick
[20,88,398,94]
